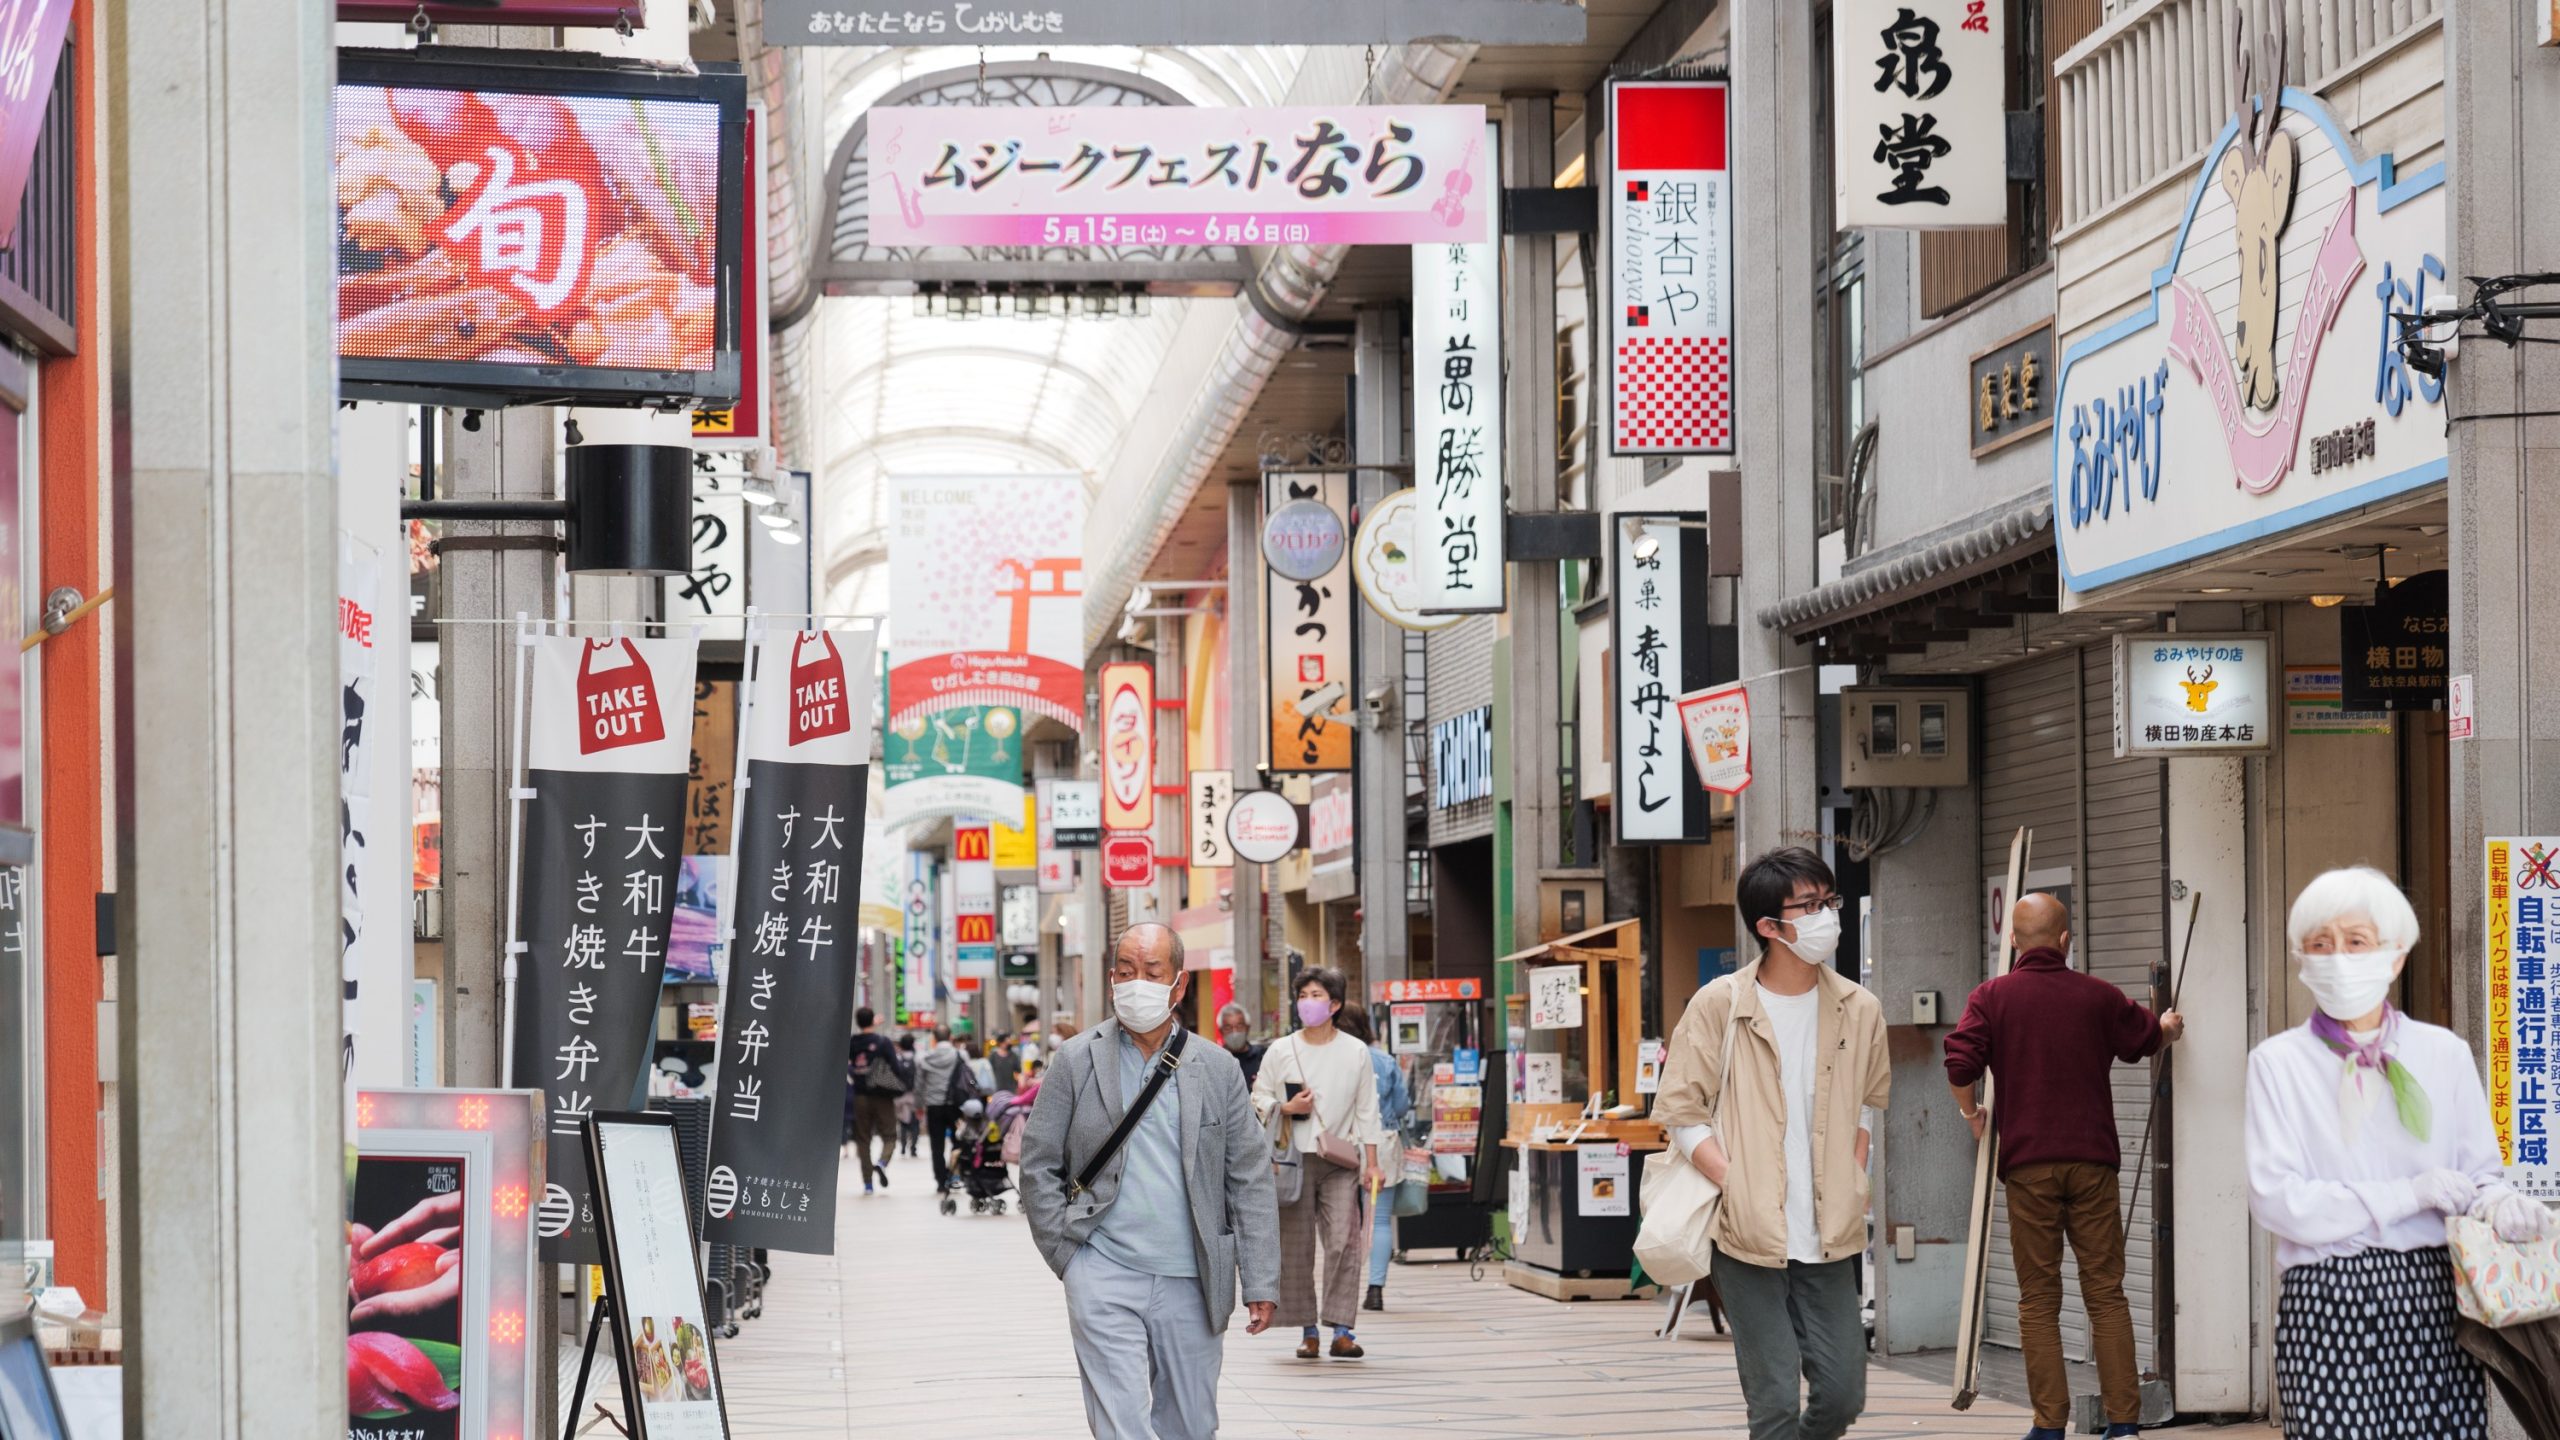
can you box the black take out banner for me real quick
[513,634,699,1264]
[705,626,878,1253]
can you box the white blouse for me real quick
[2244,1016,2507,1271]
[1251,1030,1387,1151]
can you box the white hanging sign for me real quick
[1414,124,1505,613]
[1833,0,2008,229]
[1607,79,1734,456]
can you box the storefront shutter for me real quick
[1973,645,2167,1371]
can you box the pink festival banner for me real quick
[866,104,1494,248]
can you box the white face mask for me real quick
[1784,907,1842,965]
[2295,947,2399,1022]
[1113,979,1176,1033]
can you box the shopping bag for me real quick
[1632,1149,1722,1287]
[1268,1112,1304,1206]
[788,631,852,745]
[2450,1214,2560,1328]
[1392,1178,1431,1218]
[576,638,667,755]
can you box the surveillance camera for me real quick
[1362,685,1392,717]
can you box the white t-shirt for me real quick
[1759,983,1824,1263]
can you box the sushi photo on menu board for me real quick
[588,1113,731,1440]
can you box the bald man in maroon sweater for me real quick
[1944,893,2184,1440]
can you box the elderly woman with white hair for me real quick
[2246,865,2552,1440]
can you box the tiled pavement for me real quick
[601,1149,2283,1439]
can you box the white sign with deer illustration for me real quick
[2113,633,2273,757]
[2049,13,2448,595]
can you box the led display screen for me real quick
[336,50,744,407]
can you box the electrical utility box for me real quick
[1840,687,1971,788]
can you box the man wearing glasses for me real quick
[1654,847,1890,1440]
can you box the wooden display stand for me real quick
[1497,919,1662,1299]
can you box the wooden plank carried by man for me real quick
[1951,825,2030,1410]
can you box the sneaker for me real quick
[2024,1429,2066,1440]
[1329,1335,1364,1359]
[2103,1428,2140,1438]
[874,1164,890,1189]
[1362,1285,1383,1312]
[863,1183,874,1195]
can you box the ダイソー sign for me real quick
[1102,832,1155,889]
[866,104,1494,250]
[1099,663,1155,833]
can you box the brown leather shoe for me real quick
[1295,1336,1321,1360]
[1329,1335,1364,1359]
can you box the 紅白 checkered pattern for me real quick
[1614,335,1733,452]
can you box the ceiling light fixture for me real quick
[2309,594,2347,608]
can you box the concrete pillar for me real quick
[1353,304,1411,985]
[1731,0,1825,877]
[437,409,558,1088]
[1227,479,1268,1026]
[1503,93,1563,950]
[109,0,343,1426]
[2445,0,2560,1055]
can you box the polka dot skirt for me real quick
[2275,1246,2485,1439]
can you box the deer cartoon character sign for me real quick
[2049,6,2448,597]
[2115,636,2272,758]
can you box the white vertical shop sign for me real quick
[1612,514,1719,843]
[1189,770,1236,869]
[1833,0,2007,229]
[676,486,749,641]
[1414,122,1505,613]
[1607,79,1735,457]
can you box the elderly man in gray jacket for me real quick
[1022,922,1280,1439]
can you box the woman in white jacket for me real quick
[2246,866,2553,1439]
[1252,966,1385,1359]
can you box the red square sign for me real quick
[1102,833,1155,889]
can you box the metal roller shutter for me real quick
[1972,646,2167,1372]
[1978,652,2084,1355]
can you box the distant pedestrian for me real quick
[1332,1006,1410,1313]
[991,1033,1023,1094]
[1021,922,1279,1440]
[1654,846,1889,1440]
[1217,1003,1266,1086]
[1944,893,2182,1439]
[918,1027,977,1191]
[2248,867,2552,1440]
[894,1034,923,1156]
[1253,967,1385,1360]
[846,1007,907,1194]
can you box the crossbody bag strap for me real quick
[1068,1028,1189,1198]
[1709,980,1742,1130]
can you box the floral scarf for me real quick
[2309,1006,2431,1144]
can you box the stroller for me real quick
[938,1098,1015,1216]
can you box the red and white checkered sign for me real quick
[1609,79,1735,457]
[1614,337,1733,452]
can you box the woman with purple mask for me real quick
[2246,866,2553,1440]
[1251,966,1386,1359]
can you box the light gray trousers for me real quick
[1063,1244,1225,1439]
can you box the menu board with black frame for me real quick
[586,1112,733,1440]
[335,48,746,408]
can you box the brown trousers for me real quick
[1275,1160,1366,1331]
[2004,1161,2140,1429]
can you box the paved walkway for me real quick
[697,1148,2078,1439]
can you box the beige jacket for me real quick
[1650,960,1891,1268]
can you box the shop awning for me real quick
[1496,917,1640,968]
[1760,490,2056,663]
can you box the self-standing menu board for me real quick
[587,1112,733,1440]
